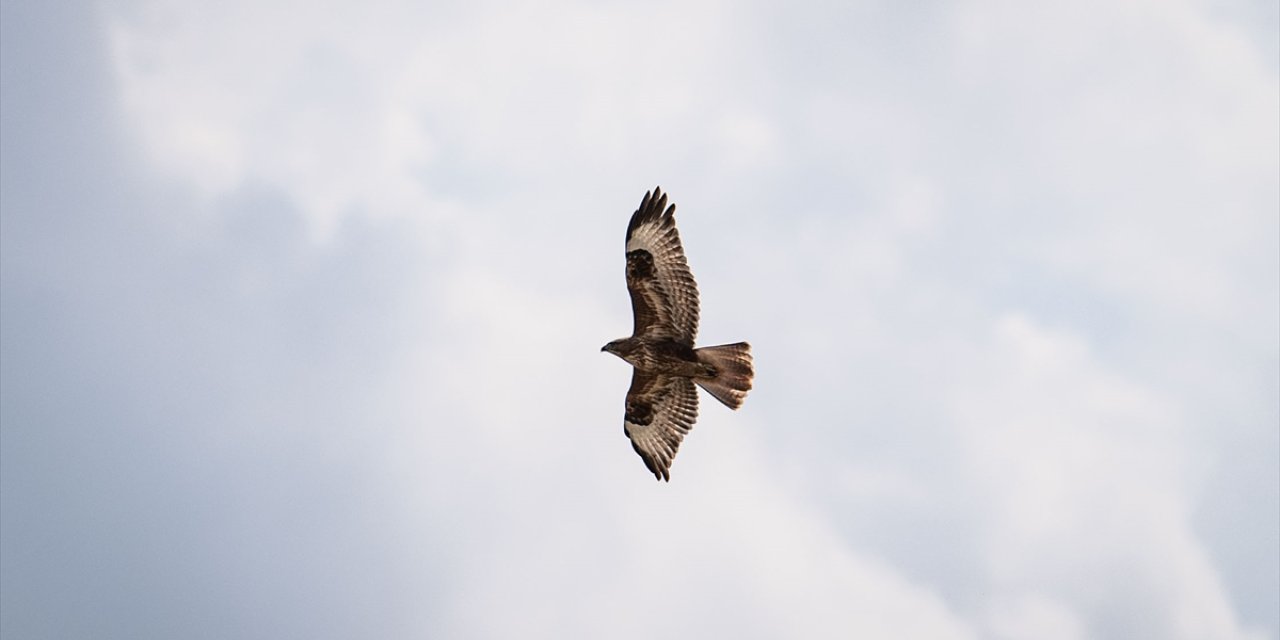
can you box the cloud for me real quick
[951,314,1262,639]
[3,0,1275,638]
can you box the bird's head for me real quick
[601,338,632,358]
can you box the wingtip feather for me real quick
[628,186,672,243]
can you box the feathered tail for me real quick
[694,342,754,409]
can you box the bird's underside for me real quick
[602,187,754,481]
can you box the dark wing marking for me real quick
[624,187,700,345]
[623,371,699,482]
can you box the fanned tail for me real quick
[694,342,754,409]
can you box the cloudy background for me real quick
[2,0,1277,638]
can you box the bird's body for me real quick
[602,187,754,481]
[604,337,711,377]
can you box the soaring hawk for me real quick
[602,187,754,481]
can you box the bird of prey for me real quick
[602,187,754,481]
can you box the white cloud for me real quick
[949,314,1262,639]
[984,592,1089,640]
[107,0,755,238]
[80,0,1280,638]
[944,0,1279,336]
[368,248,984,638]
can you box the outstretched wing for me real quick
[624,187,700,345]
[623,371,699,482]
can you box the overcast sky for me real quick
[2,0,1277,638]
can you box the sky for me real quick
[1,0,1277,638]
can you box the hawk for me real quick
[602,187,754,481]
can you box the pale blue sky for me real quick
[2,1,1277,638]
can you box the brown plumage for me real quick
[602,187,754,481]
